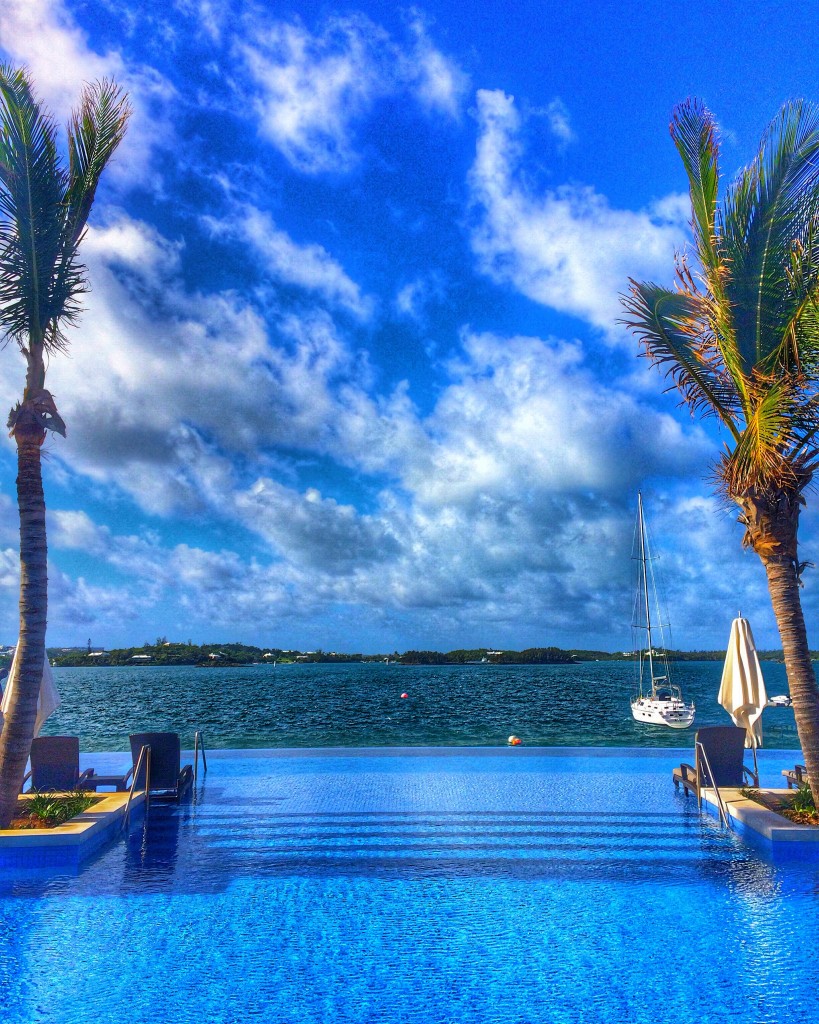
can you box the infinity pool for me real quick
[1,748,817,1024]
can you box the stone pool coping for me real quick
[84,743,800,759]
[0,790,145,870]
[701,786,819,856]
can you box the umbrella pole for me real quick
[751,743,759,786]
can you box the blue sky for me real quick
[0,0,817,652]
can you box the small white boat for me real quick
[630,493,695,730]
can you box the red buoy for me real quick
[401,692,409,699]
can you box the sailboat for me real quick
[630,493,695,729]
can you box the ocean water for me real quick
[43,660,801,751]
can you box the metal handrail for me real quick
[194,730,207,782]
[696,741,731,829]
[122,743,151,832]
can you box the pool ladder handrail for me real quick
[194,730,207,783]
[122,743,151,832]
[695,740,732,829]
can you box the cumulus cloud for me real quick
[0,0,176,187]
[467,89,688,335]
[205,206,374,320]
[0,195,726,649]
[0,210,410,521]
[238,12,468,173]
[17,233,717,644]
[0,5,802,654]
[236,479,401,569]
[405,330,709,506]
[49,510,110,557]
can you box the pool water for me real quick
[1,748,817,1024]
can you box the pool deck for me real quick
[0,790,145,870]
[700,786,819,858]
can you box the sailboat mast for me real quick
[638,492,656,693]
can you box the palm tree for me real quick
[622,99,819,804]
[0,66,129,828]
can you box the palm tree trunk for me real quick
[0,431,48,828]
[761,553,819,804]
[738,489,819,803]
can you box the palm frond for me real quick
[625,97,819,508]
[764,219,819,378]
[670,100,721,275]
[621,280,741,435]
[722,381,792,494]
[719,368,819,496]
[0,63,66,349]
[64,79,131,244]
[46,80,131,348]
[721,100,819,368]
[0,67,129,355]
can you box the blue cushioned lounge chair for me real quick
[673,725,758,798]
[129,732,194,801]
[23,735,95,792]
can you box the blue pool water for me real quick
[1,747,817,1024]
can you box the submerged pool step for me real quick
[168,807,718,865]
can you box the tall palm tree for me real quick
[0,66,129,828]
[622,99,819,803]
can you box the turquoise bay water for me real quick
[44,660,800,751]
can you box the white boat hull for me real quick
[631,696,695,729]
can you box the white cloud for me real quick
[0,212,396,519]
[0,214,268,515]
[405,330,708,506]
[173,0,228,42]
[49,510,109,557]
[403,11,469,120]
[206,206,374,320]
[235,479,400,570]
[541,98,575,147]
[19,217,713,633]
[14,224,714,639]
[0,548,17,592]
[394,273,445,324]
[0,203,746,649]
[467,89,688,336]
[0,0,176,186]
[239,15,386,174]
[238,13,468,174]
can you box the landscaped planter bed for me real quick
[0,790,145,871]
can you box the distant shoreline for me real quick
[12,641,796,669]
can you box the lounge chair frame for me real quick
[782,764,810,789]
[22,736,95,792]
[673,726,758,804]
[129,732,193,801]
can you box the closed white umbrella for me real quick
[718,615,767,761]
[0,647,60,736]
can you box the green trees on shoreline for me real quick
[28,642,805,667]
